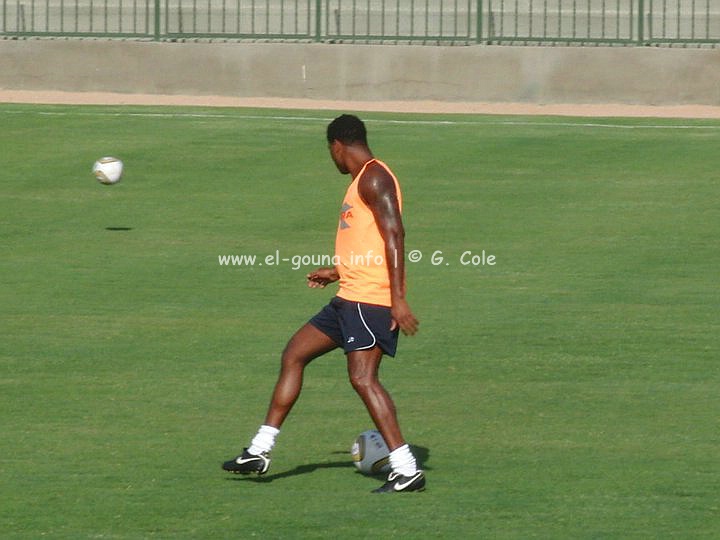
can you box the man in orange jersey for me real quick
[223,114,425,493]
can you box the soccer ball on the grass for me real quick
[351,430,391,475]
[93,157,123,185]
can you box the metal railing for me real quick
[2,0,719,44]
[324,0,476,42]
[165,0,313,39]
[486,0,720,45]
[2,0,156,37]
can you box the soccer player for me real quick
[223,114,425,493]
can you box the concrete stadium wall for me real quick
[1,39,719,106]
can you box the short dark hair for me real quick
[326,114,367,145]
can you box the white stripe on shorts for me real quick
[355,303,377,351]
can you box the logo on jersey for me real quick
[339,202,353,229]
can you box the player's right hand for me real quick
[306,267,339,288]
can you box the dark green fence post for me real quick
[476,0,482,43]
[154,0,161,39]
[315,0,322,41]
[637,0,644,44]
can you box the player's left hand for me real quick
[391,298,419,336]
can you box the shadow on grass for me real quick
[228,445,431,483]
[232,460,351,483]
[105,226,133,231]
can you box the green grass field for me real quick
[1,103,719,538]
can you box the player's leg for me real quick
[346,347,404,449]
[222,323,337,474]
[264,323,338,428]
[346,348,425,493]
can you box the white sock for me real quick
[247,425,280,455]
[389,444,419,477]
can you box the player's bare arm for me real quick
[306,267,339,288]
[359,163,419,336]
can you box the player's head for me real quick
[327,115,369,174]
[327,114,368,146]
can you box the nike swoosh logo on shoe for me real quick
[393,472,423,491]
[235,456,261,464]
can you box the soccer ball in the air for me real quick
[351,430,391,475]
[93,157,123,185]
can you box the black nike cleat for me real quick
[222,448,271,475]
[372,471,426,493]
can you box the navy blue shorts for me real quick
[309,296,400,357]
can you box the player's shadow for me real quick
[230,460,349,483]
[410,445,431,469]
[229,445,431,483]
[105,227,133,231]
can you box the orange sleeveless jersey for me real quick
[335,159,402,307]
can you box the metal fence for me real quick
[2,0,719,44]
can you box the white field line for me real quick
[2,108,720,130]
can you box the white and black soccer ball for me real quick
[93,157,123,185]
[351,430,391,475]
